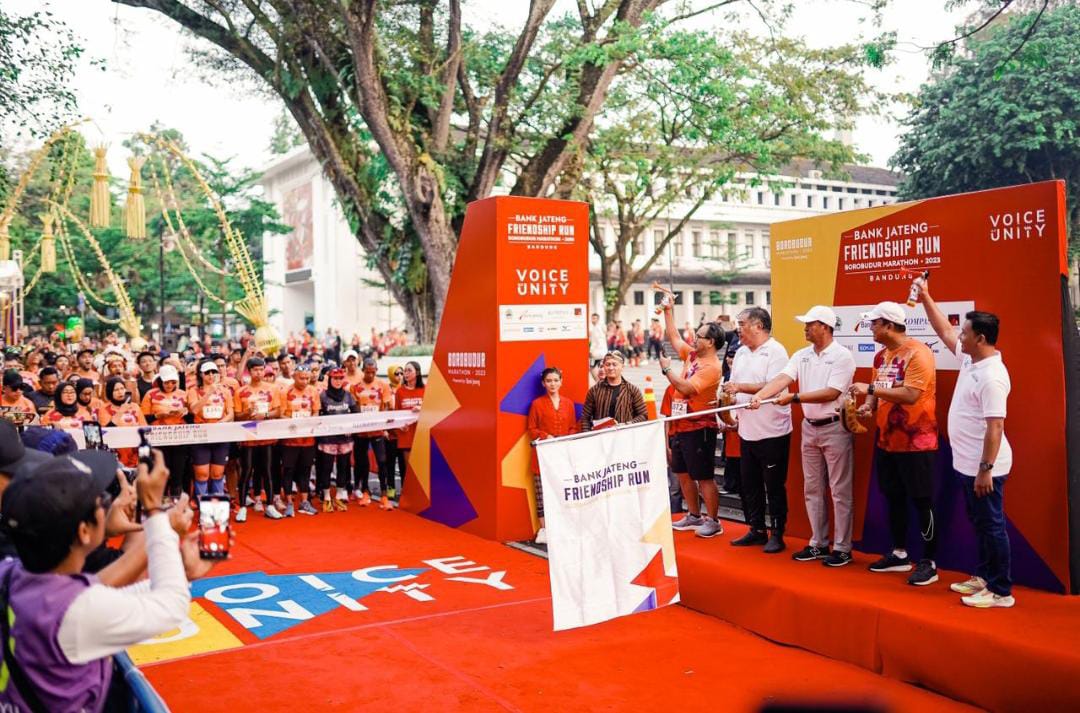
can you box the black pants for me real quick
[876,448,938,560]
[353,435,388,493]
[161,445,190,497]
[386,441,408,490]
[722,455,741,494]
[281,445,315,495]
[238,445,271,505]
[270,443,284,498]
[315,449,352,492]
[739,434,791,532]
[648,337,663,361]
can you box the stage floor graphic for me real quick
[137,507,981,712]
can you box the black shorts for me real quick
[670,428,718,481]
[191,442,231,466]
[875,447,936,500]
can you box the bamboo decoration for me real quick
[0,215,10,262]
[90,145,111,228]
[124,156,147,239]
[39,213,56,273]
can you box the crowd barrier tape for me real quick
[64,410,419,449]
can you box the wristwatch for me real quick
[978,461,994,472]
[792,393,801,404]
[661,367,671,376]
[867,383,876,396]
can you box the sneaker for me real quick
[763,532,786,554]
[950,576,987,595]
[792,545,828,561]
[274,497,287,512]
[244,495,256,507]
[353,488,364,501]
[672,513,705,531]
[868,553,912,573]
[360,492,372,506]
[535,527,547,545]
[822,551,853,567]
[322,497,334,513]
[379,495,394,510]
[334,497,348,512]
[264,504,284,520]
[299,500,318,516]
[730,529,769,546]
[387,487,397,499]
[284,502,296,518]
[907,559,938,586]
[695,518,723,539]
[253,499,265,513]
[235,506,248,523]
[961,588,1015,608]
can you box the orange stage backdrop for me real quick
[771,180,1075,593]
[400,197,590,541]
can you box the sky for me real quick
[6,0,971,176]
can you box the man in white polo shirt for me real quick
[750,305,857,566]
[723,307,792,553]
[919,283,1014,608]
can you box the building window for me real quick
[773,192,781,206]
[745,291,755,305]
[633,234,645,255]
[709,231,721,258]
[807,195,814,208]
[822,196,830,210]
[868,200,875,207]
[766,290,772,305]
[729,291,739,304]
[790,193,798,207]
[756,191,764,205]
[692,230,703,257]
[674,236,683,257]
[653,291,666,305]
[744,244,753,259]
[633,291,645,305]
[761,244,769,261]
[709,291,723,306]
[727,232,738,259]
[838,198,845,210]
[693,290,704,305]
[653,228,665,246]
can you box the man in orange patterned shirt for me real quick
[850,301,940,587]
[350,358,394,509]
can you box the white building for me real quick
[591,160,900,329]
[261,148,899,340]
[260,148,406,343]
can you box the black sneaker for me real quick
[822,551,853,567]
[730,529,768,547]
[763,532,786,554]
[907,559,938,586]
[792,545,828,561]
[868,553,912,573]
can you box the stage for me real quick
[676,521,1080,712]
[133,506,981,712]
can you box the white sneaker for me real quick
[353,488,364,501]
[253,499,265,512]
[950,576,987,595]
[264,504,284,520]
[235,506,248,523]
[535,528,547,545]
[244,495,256,507]
[961,588,1015,608]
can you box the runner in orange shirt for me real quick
[280,364,320,517]
[188,360,235,496]
[98,378,147,468]
[234,358,282,521]
[140,364,189,496]
[350,357,394,508]
[391,361,425,498]
[41,382,84,429]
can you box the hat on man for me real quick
[158,364,180,383]
[795,305,840,329]
[199,361,220,374]
[342,349,359,362]
[860,301,907,327]
[0,421,50,480]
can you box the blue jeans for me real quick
[958,471,1011,596]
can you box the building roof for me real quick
[780,158,900,187]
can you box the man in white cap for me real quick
[850,301,940,587]
[341,349,364,388]
[750,306,856,566]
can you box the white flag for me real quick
[536,420,679,631]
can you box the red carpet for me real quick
[138,507,978,712]
[676,521,1080,712]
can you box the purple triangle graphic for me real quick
[419,439,478,528]
[499,353,547,416]
[633,592,658,613]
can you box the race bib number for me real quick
[203,403,224,420]
[360,404,379,414]
[671,400,688,418]
[254,400,269,415]
[292,409,311,419]
[120,411,138,426]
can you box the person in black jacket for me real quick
[317,368,359,512]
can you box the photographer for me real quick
[0,449,192,712]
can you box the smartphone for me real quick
[82,421,104,449]
[198,494,231,560]
[136,426,154,468]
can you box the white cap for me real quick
[159,364,180,382]
[860,301,907,326]
[342,350,359,362]
[795,305,839,328]
[199,361,220,373]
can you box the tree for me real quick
[111,0,883,341]
[891,4,1079,254]
[269,109,305,155]
[0,7,88,136]
[579,29,874,319]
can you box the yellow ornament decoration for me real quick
[39,213,56,273]
[90,145,111,228]
[0,215,10,262]
[124,156,147,239]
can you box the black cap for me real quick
[2,370,23,390]
[1,451,119,535]
[247,357,266,368]
[0,420,50,480]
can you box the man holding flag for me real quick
[658,300,726,538]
